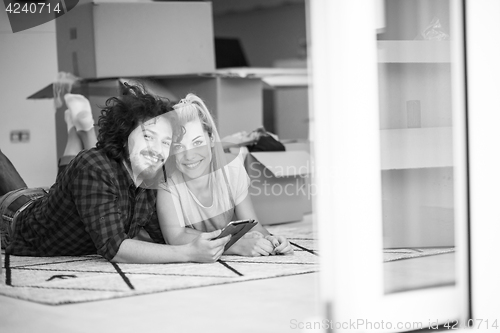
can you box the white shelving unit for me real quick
[377,0,455,250]
[378,41,453,170]
[377,40,451,63]
[380,127,453,170]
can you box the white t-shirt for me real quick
[161,152,250,231]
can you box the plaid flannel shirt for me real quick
[6,148,165,260]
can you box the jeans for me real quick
[0,187,48,249]
[0,148,75,249]
[0,149,27,196]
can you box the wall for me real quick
[0,5,58,187]
[213,2,307,67]
[378,0,450,41]
[382,167,455,248]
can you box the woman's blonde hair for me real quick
[172,93,216,142]
[164,93,226,176]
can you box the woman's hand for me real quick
[264,235,294,255]
[227,231,274,256]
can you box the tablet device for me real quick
[212,219,257,251]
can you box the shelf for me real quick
[214,67,309,88]
[380,127,453,170]
[377,41,451,63]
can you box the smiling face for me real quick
[172,118,213,180]
[127,115,173,182]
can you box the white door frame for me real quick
[309,0,470,331]
[467,0,500,323]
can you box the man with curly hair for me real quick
[0,83,229,263]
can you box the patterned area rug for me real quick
[383,247,455,262]
[0,224,318,305]
[0,221,454,305]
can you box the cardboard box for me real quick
[245,151,311,225]
[283,139,312,214]
[282,139,311,154]
[29,76,263,159]
[158,76,263,138]
[56,1,215,78]
[28,78,175,159]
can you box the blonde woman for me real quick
[157,93,293,256]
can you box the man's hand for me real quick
[187,230,230,263]
[265,235,294,255]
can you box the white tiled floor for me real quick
[0,272,320,333]
[385,252,455,294]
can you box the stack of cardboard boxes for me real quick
[30,1,311,225]
[245,146,311,225]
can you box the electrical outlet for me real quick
[10,130,30,143]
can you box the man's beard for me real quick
[127,150,165,185]
[134,163,159,179]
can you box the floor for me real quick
[385,252,455,294]
[0,217,320,333]
[0,213,459,333]
[0,272,320,333]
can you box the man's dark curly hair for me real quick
[96,83,174,161]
